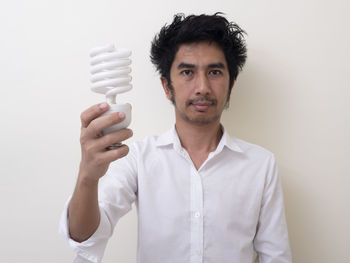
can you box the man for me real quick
[60,13,292,263]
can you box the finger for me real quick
[101,144,130,163]
[80,102,109,128]
[96,128,133,149]
[86,112,126,138]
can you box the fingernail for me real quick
[118,112,125,118]
[98,102,108,110]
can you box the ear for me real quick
[161,77,172,101]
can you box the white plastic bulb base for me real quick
[101,103,131,149]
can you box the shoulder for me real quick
[228,135,275,162]
[226,136,278,184]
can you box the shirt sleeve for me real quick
[253,155,292,263]
[59,144,138,263]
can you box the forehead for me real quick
[172,41,227,68]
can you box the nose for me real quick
[195,72,211,95]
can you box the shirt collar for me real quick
[155,125,244,153]
[219,126,244,153]
[155,125,183,153]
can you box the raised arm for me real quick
[68,102,133,242]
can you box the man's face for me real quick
[162,41,232,125]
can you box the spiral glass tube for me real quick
[90,44,132,104]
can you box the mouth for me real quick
[192,102,212,111]
[187,96,217,112]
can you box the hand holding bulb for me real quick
[76,43,134,182]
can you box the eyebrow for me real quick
[208,62,225,69]
[177,62,195,69]
[177,62,226,70]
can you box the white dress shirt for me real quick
[59,126,291,263]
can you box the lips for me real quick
[186,96,217,111]
[192,101,212,111]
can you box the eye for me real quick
[209,69,222,76]
[181,69,193,76]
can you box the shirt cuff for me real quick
[59,196,112,263]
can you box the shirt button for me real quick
[194,212,201,218]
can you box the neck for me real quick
[175,119,223,154]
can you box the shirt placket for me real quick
[190,166,204,263]
[177,147,204,263]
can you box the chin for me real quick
[183,113,221,125]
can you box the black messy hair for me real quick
[150,13,247,91]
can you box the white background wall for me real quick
[1,0,349,262]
